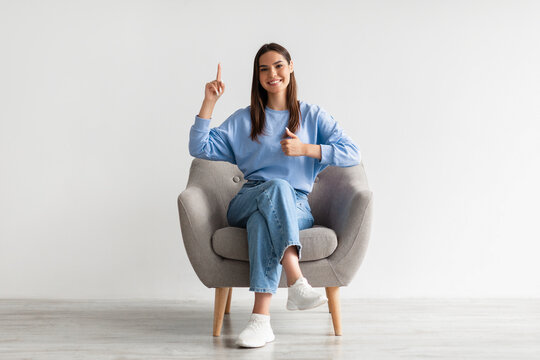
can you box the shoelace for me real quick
[246,319,265,331]
[297,282,315,297]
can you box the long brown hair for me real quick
[250,43,301,141]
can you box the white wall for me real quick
[1,0,539,300]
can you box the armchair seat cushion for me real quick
[212,225,338,262]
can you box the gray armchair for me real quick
[177,158,373,336]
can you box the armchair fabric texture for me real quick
[177,158,373,336]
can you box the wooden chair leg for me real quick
[325,287,342,336]
[213,287,230,337]
[225,287,232,314]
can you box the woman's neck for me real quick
[266,93,287,111]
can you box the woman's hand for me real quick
[198,63,225,119]
[204,63,225,102]
[280,127,306,156]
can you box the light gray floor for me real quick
[0,298,539,359]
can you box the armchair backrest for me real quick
[185,158,370,228]
[308,163,370,227]
[185,159,246,229]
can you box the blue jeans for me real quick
[226,179,315,294]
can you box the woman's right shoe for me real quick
[286,277,328,311]
[235,313,275,348]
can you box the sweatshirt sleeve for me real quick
[316,108,361,167]
[189,115,236,164]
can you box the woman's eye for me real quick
[260,68,267,71]
[276,64,282,68]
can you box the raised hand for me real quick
[280,127,306,156]
[204,63,225,102]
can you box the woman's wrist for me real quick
[303,144,322,160]
[198,98,217,120]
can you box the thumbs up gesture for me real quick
[280,127,305,157]
[204,63,225,102]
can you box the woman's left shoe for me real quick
[286,277,328,310]
[235,313,275,348]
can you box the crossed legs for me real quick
[252,246,303,315]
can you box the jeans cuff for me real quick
[279,243,302,264]
[250,287,276,294]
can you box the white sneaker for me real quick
[287,277,328,311]
[235,313,275,348]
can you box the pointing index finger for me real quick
[216,63,222,81]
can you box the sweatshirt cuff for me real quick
[319,144,334,165]
[193,115,211,131]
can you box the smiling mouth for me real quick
[268,79,282,86]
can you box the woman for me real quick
[189,43,360,348]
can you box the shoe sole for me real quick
[236,335,275,348]
[286,297,328,311]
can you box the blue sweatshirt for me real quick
[189,100,360,194]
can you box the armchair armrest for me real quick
[177,186,225,287]
[311,166,373,285]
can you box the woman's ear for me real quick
[290,60,294,73]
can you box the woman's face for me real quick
[258,51,294,95]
